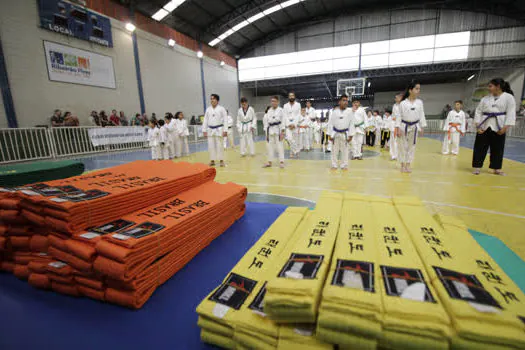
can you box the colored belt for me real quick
[402,119,420,144]
[478,112,505,131]
[208,124,223,129]
[333,127,349,133]
[355,121,365,128]
[241,120,252,133]
[447,122,462,140]
[267,121,282,142]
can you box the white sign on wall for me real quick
[43,41,116,89]
[88,127,147,147]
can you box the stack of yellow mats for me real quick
[368,196,452,350]
[92,181,247,309]
[317,193,383,350]
[264,192,343,323]
[394,196,525,349]
[9,160,215,235]
[277,324,333,350]
[197,207,309,349]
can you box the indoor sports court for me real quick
[0,0,524,350]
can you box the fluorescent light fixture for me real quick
[218,29,235,41]
[125,23,136,32]
[197,50,203,58]
[368,81,371,87]
[209,38,221,47]
[247,13,265,23]
[220,61,225,66]
[467,74,475,81]
[163,0,186,12]
[263,5,281,15]
[168,39,176,47]
[281,0,301,8]
[232,20,250,32]
[152,8,169,21]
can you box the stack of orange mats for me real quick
[11,161,215,236]
[93,181,247,309]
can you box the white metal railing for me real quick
[0,128,54,163]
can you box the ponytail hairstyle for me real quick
[175,111,183,119]
[265,106,271,114]
[489,78,514,96]
[402,80,420,100]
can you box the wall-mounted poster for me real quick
[44,41,116,89]
[38,0,113,47]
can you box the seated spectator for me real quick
[119,111,129,126]
[150,113,157,125]
[51,109,64,127]
[99,111,109,127]
[190,115,196,125]
[141,113,149,126]
[109,109,120,126]
[89,110,100,126]
[63,112,79,126]
[130,113,140,126]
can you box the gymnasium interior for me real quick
[0,1,524,349]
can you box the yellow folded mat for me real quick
[413,210,525,350]
[200,328,236,350]
[264,192,343,323]
[317,193,383,350]
[196,207,308,348]
[368,195,451,350]
[277,324,333,350]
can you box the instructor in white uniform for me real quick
[283,92,301,158]
[203,93,227,167]
[237,97,257,157]
[328,94,355,170]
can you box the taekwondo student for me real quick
[350,99,366,160]
[365,110,376,146]
[327,94,355,170]
[203,93,228,167]
[442,100,466,155]
[472,78,516,176]
[165,113,178,158]
[373,110,383,146]
[263,96,286,168]
[224,111,235,150]
[381,110,392,149]
[305,100,316,150]
[283,91,301,158]
[237,97,257,157]
[298,107,310,151]
[395,80,427,173]
[390,93,402,161]
[175,111,190,156]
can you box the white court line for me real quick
[239,182,525,220]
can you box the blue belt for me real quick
[208,124,223,129]
[333,127,349,133]
[402,120,420,145]
[267,121,281,142]
[479,112,505,131]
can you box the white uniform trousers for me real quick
[332,133,350,169]
[397,127,418,164]
[285,129,299,155]
[442,132,460,155]
[267,134,285,162]
[208,135,224,162]
[168,135,176,159]
[224,129,234,149]
[351,133,364,158]
[300,130,310,150]
[173,134,182,158]
[314,130,320,145]
[389,134,398,159]
[374,129,380,146]
[151,146,160,160]
[161,144,170,160]
[240,132,255,156]
[181,136,189,155]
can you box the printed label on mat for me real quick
[80,232,101,239]
[248,282,267,314]
[37,185,83,197]
[90,219,135,236]
[433,266,501,309]
[58,189,109,202]
[209,273,258,310]
[381,266,436,303]
[331,259,375,292]
[49,261,67,269]
[278,253,324,280]
[21,189,41,196]
[118,222,165,239]
[518,316,525,325]
[50,197,69,203]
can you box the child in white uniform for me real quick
[165,113,179,159]
[390,93,402,160]
[224,113,235,149]
[237,97,257,157]
[203,93,227,167]
[395,80,427,173]
[365,110,376,146]
[147,120,160,160]
[175,111,190,156]
[298,107,310,151]
[263,96,286,168]
[158,119,170,160]
[328,94,355,170]
[305,100,316,150]
[381,111,392,149]
[350,100,366,160]
[283,92,301,157]
[442,100,466,155]
[373,111,382,146]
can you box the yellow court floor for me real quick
[177,137,525,261]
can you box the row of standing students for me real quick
[147,112,190,160]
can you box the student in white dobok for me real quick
[203,93,227,167]
[327,94,355,170]
[395,80,427,173]
[298,107,310,151]
[472,77,516,176]
[224,111,235,150]
[175,111,190,156]
[147,119,160,160]
[390,93,402,161]
[158,119,170,160]
[263,96,286,168]
[283,92,301,158]
[373,110,383,146]
[237,97,257,157]
[165,113,178,159]
[305,100,316,150]
[442,100,466,155]
[350,99,366,160]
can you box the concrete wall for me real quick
[0,1,239,127]
[374,83,467,116]
[204,59,238,118]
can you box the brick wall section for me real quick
[86,0,237,68]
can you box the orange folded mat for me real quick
[9,161,216,235]
[94,181,246,282]
[30,235,49,253]
[28,273,51,289]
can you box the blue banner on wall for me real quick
[38,0,113,47]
